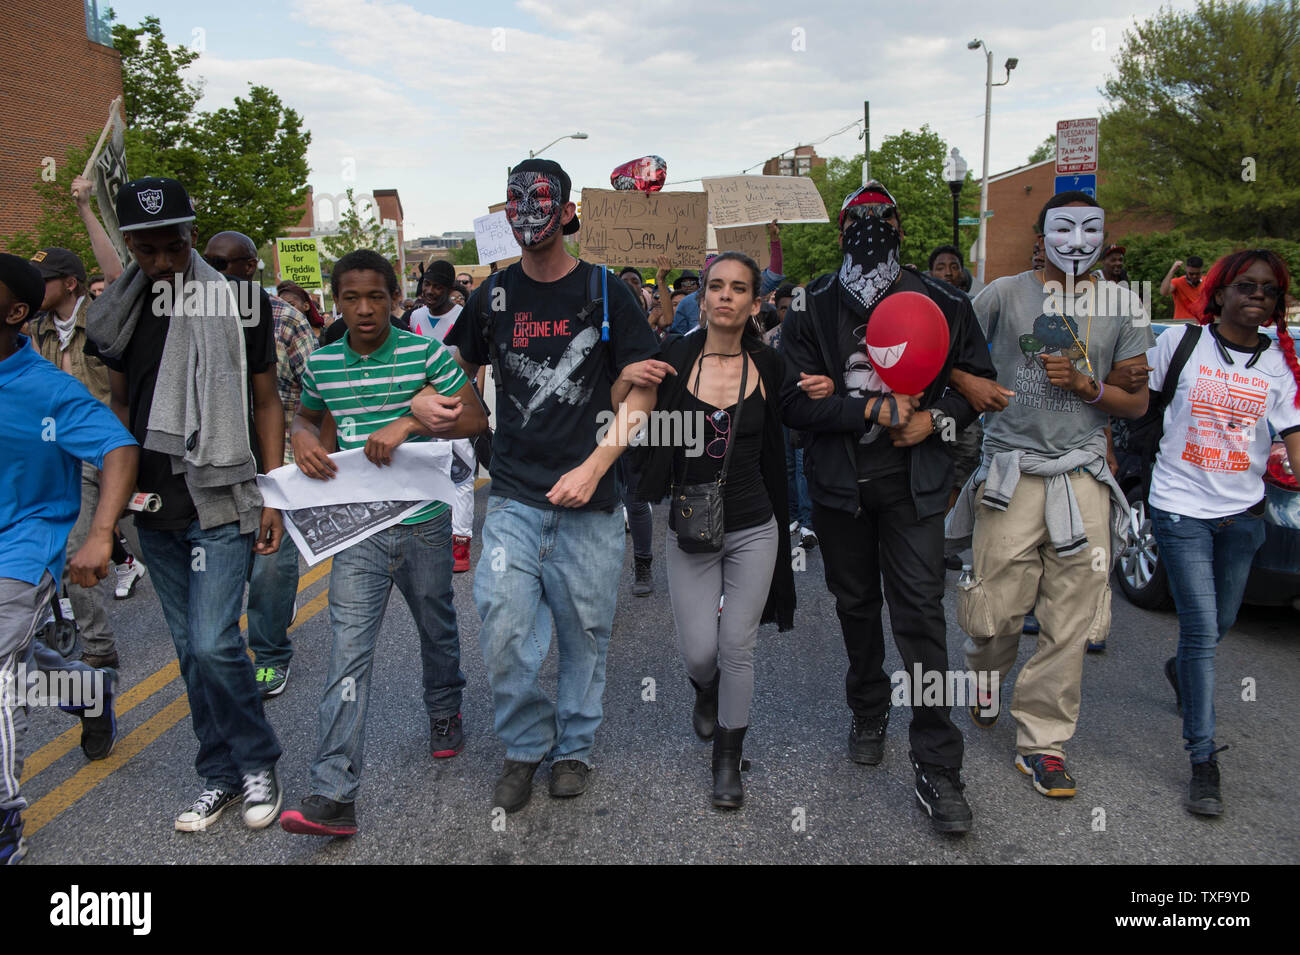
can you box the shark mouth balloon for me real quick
[863,291,950,395]
[611,155,667,193]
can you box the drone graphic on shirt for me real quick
[501,325,600,427]
[845,322,894,444]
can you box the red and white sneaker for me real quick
[452,535,471,573]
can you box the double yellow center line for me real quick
[22,558,334,836]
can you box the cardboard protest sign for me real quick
[578,188,707,268]
[711,224,771,270]
[83,98,129,266]
[474,211,523,265]
[276,237,324,290]
[702,175,828,228]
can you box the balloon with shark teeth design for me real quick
[863,291,950,395]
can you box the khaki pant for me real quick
[961,472,1112,758]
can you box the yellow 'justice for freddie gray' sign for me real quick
[276,237,323,289]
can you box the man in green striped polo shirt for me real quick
[279,250,486,838]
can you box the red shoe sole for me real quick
[279,811,357,836]
[431,746,463,758]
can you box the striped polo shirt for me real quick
[299,324,468,524]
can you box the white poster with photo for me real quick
[257,443,455,565]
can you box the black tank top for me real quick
[677,386,772,533]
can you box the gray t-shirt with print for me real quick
[972,270,1153,456]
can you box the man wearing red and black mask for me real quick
[779,182,997,835]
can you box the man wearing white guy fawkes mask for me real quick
[947,191,1153,801]
[440,158,665,813]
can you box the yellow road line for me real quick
[24,589,334,836]
[21,559,332,783]
[24,693,194,836]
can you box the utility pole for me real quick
[862,100,870,186]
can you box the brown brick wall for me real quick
[0,1,123,247]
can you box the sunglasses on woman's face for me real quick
[1228,281,1283,299]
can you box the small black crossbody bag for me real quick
[669,353,747,553]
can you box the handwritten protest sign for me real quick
[578,188,707,268]
[702,175,829,228]
[276,237,323,289]
[711,224,771,270]
[474,211,523,265]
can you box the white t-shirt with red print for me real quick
[409,303,462,343]
[1148,323,1300,518]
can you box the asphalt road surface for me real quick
[20,485,1299,864]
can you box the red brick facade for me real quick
[0,1,124,245]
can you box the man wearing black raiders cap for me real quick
[86,176,287,834]
[437,158,665,811]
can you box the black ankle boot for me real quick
[711,726,748,809]
[689,672,720,741]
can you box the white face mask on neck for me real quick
[1043,205,1104,277]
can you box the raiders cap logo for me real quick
[138,188,165,215]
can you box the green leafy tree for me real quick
[780,126,981,283]
[320,189,398,264]
[1101,0,1300,238]
[451,239,479,266]
[1028,135,1056,164]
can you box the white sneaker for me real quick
[114,558,146,599]
[241,766,282,829]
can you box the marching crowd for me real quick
[2,154,1298,862]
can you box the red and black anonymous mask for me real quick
[505,171,565,248]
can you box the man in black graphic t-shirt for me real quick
[437,159,663,813]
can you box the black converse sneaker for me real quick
[910,752,973,834]
[175,788,240,832]
[241,766,282,829]
[1186,746,1227,817]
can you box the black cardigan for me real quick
[637,331,796,631]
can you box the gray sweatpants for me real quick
[1,573,105,814]
[666,517,778,730]
[63,462,116,657]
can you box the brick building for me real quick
[762,145,826,178]
[978,158,1175,280]
[0,0,123,243]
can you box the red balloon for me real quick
[610,155,667,193]
[864,291,950,394]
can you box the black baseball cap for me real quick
[116,177,197,233]
[0,253,47,318]
[422,259,456,286]
[29,247,87,284]
[508,158,580,235]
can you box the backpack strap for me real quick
[477,270,505,386]
[1156,323,1203,414]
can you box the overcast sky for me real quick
[107,0,1199,238]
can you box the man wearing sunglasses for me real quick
[779,181,997,834]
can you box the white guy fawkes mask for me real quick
[1043,205,1104,277]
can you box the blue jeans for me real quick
[246,537,301,670]
[1151,505,1265,764]
[312,512,463,802]
[474,496,624,765]
[137,520,281,791]
[785,436,812,528]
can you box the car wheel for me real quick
[1115,487,1174,611]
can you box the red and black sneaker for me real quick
[431,712,464,758]
[279,795,358,836]
[1015,753,1077,797]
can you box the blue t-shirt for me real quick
[0,336,137,585]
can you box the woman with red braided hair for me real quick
[1146,249,1300,818]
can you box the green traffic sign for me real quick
[957,217,979,225]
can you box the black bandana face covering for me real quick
[838,216,901,315]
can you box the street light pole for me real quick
[946,147,968,251]
[968,40,1016,284]
[977,44,992,284]
[530,132,589,159]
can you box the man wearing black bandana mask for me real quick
[779,182,997,834]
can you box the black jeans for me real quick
[813,471,963,768]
